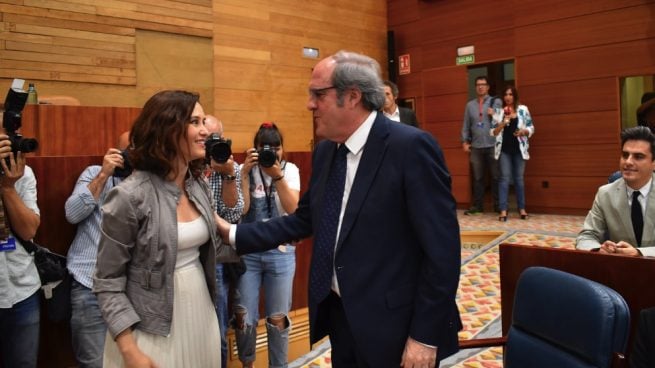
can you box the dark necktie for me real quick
[310,144,348,305]
[632,191,643,247]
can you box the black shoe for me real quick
[464,208,483,216]
[519,209,529,220]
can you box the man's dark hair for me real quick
[503,85,520,110]
[641,92,655,104]
[621,126,655,160]
[383,80,399,98]
[475,76,488,84]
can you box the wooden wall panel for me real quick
[0,0,212,87]
[21,105,140,156]
[515,4,655,57]
[423,92,468,123]
[422,29,516,70]
[511,0,652,27]
[519,78,618,115]
[427,120,465,149]
[442,147,469,176]
[525,176,607,214]
[451,174,470,204]
[423,67,468,97]
[527,144,617,177]
[532,112,619,147]
[519,39,655,87]
[389,0,655,213]
[213,0,387,152]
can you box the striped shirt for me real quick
[65,166,122,288]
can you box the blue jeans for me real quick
[0,291,40,368]
[70,279,106,368]
[498,151,526,211]
[215,263,229,368]
[233,246,295,368]
[469,147,499,210]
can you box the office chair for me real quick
[462,266,630,368]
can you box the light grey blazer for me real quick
[576,173,655,256]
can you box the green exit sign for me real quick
[456,55,475,65]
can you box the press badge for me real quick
[0,237,16,251]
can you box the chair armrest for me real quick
[458,337,507,349]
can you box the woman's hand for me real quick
[513,128,528,137]
[122,349,159,368]
[116,329,160,368]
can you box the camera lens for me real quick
[113,150,133,178]
[257,145,277,168]
[205,134,232,164]
[14,136,38,153]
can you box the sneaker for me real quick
[464,208,482,215]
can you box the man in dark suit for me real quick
[382,80,420,127]
[218,50,461,367]
[631,307,655,368]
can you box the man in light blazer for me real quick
[577,126,655,256]
[218,51,462,367]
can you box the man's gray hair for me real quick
[331,50,385,111]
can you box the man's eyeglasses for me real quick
[308,86,336,100]
[475,83,488,87]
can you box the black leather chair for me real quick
[461,266,631,368]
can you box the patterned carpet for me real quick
[290,210,586,368]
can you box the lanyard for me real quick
[257,161,286,218]
[257,167,275,218]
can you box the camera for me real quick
[113,149,132,178]
[257,145,278,168]
[205,133,232,164]
[2,83,39,157]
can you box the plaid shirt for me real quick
[207,161,244,224]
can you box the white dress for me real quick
[103,216,221,367]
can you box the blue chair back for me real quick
[504,267,630,368]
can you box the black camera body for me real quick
[113,149,133,178]
[258,145,278,168]
[2,87,39,155]
[205,133,232,164]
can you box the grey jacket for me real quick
[93,170,224,339]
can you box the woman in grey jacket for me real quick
[94,90,224,367]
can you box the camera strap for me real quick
[257,160,286,218]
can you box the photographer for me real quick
[204,115,244,368]
[0,105,42,368]
[234,122,300,368]
[64,131,129,368]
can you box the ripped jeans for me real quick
[232,245,295,368]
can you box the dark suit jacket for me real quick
[399,106,419,127]
[631,307,655,368]
[236,113,462,365]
